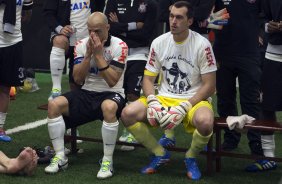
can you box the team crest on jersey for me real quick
[138,2,147,13]
[246,0,256,3]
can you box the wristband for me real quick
[98,65,110,72]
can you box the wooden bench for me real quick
[64,127,215,175]
[40,103,282,173]
[38,104,215,174]
[213,117,282,172]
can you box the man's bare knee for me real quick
[193,113,214,136]
[52,35,69,50]
[48,96,65,118]
[101,100,118,122]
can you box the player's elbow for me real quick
[73,76,84,86]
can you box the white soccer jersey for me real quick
[146,30,217,99]
[0,0,33,47]
[69,0,91,46]
[74,36,128,97]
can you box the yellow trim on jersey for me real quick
[138,96,213,133]
[144,70,158,77]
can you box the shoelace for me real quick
[100,160,111,172]
[50,156,60,166]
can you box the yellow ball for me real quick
[20,79,32,92]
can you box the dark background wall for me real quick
[22,0,51,72]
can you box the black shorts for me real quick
[0,42,24,86]
[123,60,146,97]
[261,58,282,111]
[62,89,126,128]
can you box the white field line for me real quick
[6,119,47,135]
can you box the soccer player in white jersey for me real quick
[0,0,33,142]
[43,0,104,100]
[45,12,128,180]
[121,1,216,180]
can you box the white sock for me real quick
[102,121,119,162]
[47,116,66,157]
[261,135,275,157]
[50,47,65,91]
[0,112,7,128]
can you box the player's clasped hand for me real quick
[90,32,106,58]
[159,101,192,130]
[146,95,167,127]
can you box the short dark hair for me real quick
[172,1,194,19]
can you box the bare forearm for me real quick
[189,83,215,106]
[73,58,91,85]
[142,75,156,97]
[94,55,121,87]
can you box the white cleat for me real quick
[45,155,68,174]
[97,160,113,179]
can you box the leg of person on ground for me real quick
[48,35,69,101]
[0,147,38,176]
[0,86,11,142]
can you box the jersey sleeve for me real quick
[111,40,128,69]
[145,39,161,75]
[198,38,217,74]
[73,39,86,65]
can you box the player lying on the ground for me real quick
[0,147,38,176]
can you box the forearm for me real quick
[73,57,91,85]
[189,82,215,106]
[95,55,120,87]
[142,75,156,97]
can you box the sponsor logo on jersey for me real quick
[118,42,128,63]
[148,48,156,66]
[204,47,215,67]
[16,0,22,6]
[71,1,90,11]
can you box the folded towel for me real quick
[226,115,255,130]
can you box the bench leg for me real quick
[206,135,213,175]
[215,128,221,172]
[70,127,77,154]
